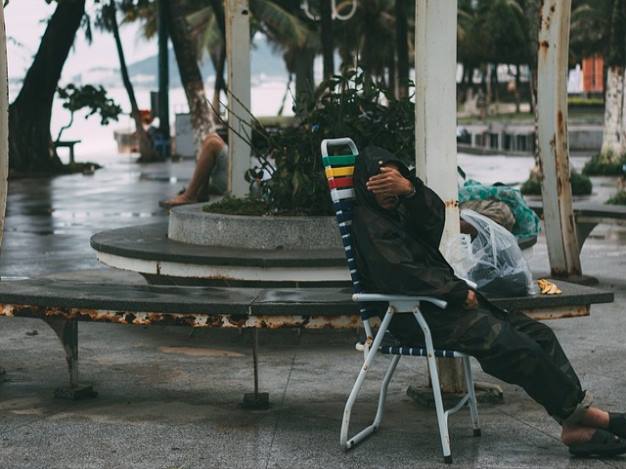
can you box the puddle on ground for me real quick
[158,346,245,358]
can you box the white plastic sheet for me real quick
[460,209,535,297]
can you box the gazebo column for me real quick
[0,1,8,379]
[536,0,581,279]
[225,0,251,197]
[414,0,464,393]
[0,0,7,243]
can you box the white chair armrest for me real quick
[352,293,447,310]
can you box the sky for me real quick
[5,0,156,82]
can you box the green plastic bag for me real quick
[458,179,541,239]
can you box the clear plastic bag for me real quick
[460,209,534,297]
[444,233,478,282]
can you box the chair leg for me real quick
[462,356,481,436]
[414,310,453,464]
[341,310,395,450]
[426,354,452,464]
[372,355,401,429]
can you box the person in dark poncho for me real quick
[351,145,626,457]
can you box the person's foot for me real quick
[575,406,626,439]
[158,193,197,208]
[561,425,597,446]
[579,407,611,429]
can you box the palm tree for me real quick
[187,0,315,115]
[335,0,396,87]
[572,0,626,161]
[123,0,213,148]
[8,0,86,174]
[100,0,158,162]
[458,0,529,112]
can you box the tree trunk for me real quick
[395,0,409,99]
[210,45,226,123]
[387,54,396,97]
[294,48,314,114]
[208,0,226,124]
[166,0,213,149]
[320,0,334,80]
[529,64,536,114]
[108,0,157,162]
[492,63,499,112]
[515,64,521,113]
[602,66,625,159]
[8,0,85,174]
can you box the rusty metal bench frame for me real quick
[0,277,614,400]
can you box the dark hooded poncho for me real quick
[351,146,470,309]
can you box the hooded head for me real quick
[354,145,412,212]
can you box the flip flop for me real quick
[609,412,626,439]
[569,429,626,457]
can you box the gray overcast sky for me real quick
[5,1,157,80]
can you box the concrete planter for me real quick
[169,203,341,250]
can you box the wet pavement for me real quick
[0,154,192,278]
[0,153,625,468]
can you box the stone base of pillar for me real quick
[550,273,599,286]
[407,381,504,408]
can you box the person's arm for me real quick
[353,215,469,307]
[401,175,446,249]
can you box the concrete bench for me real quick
[54,140,81,165]
[526,200,626,251]
[0,277,613,401]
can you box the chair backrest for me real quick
[321,138,375,320]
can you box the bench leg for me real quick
[241,329,269,410]
[43,318,97,400]
[575,222,597,253]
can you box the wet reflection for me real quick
[1,156,191,277]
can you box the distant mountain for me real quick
[71,36,288,89]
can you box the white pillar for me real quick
[415,0,464,393]
[0,2,8,245]
[225,0,251,198]
[536,0,581,278]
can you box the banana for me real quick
[537,279,562,295]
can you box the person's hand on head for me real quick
[366,164,414,197]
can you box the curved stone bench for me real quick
[526,200,626,251]
[91,222,348,286]
[91,208,537,287]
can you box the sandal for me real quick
[609,412,626,439]
[569,429,626,457]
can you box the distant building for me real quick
[582,55,604,94]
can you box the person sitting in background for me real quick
[159,132,228,208]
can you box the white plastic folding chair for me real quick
[321,137,480,464]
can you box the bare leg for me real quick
[160,133,224,207]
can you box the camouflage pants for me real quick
[388,305,585,423]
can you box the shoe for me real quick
[568,429,626,457]
[609,412,626,439]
